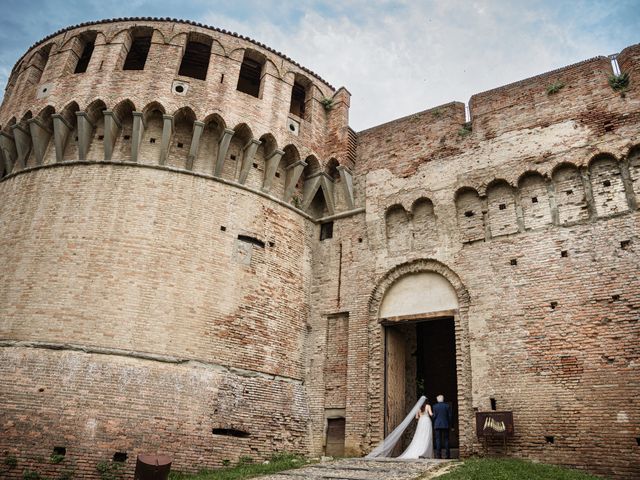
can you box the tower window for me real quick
[237,53,264,98]
[123,30,152,70]
[320,222,334,241]
[290,82,307,118]
[74,36,96,74]
[178,39,212,80]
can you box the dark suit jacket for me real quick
[432,401,452,429]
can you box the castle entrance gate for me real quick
[380,272,460,456]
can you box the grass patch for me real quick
[168,453,308,480]
[438,458,604,480]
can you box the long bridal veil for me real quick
[365,396,426,459]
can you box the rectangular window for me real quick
[237,57,263,97]
[75,40,95,74]
[178,41,212,80]
[123,35,152,70]
[290,82,306,118]
[320,221,334,241]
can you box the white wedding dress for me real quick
[397,412,433,459]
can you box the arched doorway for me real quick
[379,271,461,457]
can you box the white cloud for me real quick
[202,0,632,130]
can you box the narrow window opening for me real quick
[113,452,127,463]
[52,447,66,457]
[123,31,152,70]
[510,259,517,266]
[490,398,497,411]
[177,142,184,148]
[149,138,156,144]
[230,155,236,160]
[531,196,538,203]
[74,37,95,74]
[620,240,630,249]
[560,250,568,257]
[358,237,363,243]
[545,436,555,444]
[75,136,79,141]
[238,234,265,248]
[275,172,280,178]
[212,428,250,438]
[498,203,507,210]
[290,82,307,118]
[237,54,264,98]
[178,40,212,80]
[98,135,104,140]
[320,222,334,241]
[636,437,640,446]
[464,210,474,217]
[550,301,558,310]
[220,73,224,83]
[123,135,131,140]
[603,179,611,187]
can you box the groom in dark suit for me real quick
[432,394,452,459]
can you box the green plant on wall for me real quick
[96,461,123,480]
[608,72,630,92]
[320,97,334,111]
[546,81,565,95]
[50,454,65,464]
[458,122,472,137]
[4,455,18,468]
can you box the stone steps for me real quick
[258,458,456,480]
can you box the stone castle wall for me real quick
[0,17,638,480]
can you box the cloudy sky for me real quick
[0,0,638,130]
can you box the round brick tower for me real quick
[0,18,354,478]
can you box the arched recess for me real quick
[552,163,588,225]
[366,259,472,458]
[455,187,484,243]
[518,172,552,230]
[14,111,33,171]
[588,154,628,216]
[486,179,518,237]
[57,102,80,163]
[280,145,302,202]
[224,123,253,181]
[194,113,225,174]
[31,106,55,166]
[84,99,107,161]
[385,204,411,253]
[167,107,196,169]
[629,146,640,204]
[326,158,346,211]
[111,100,136,161]
[411,197,437,250]
[29,43,53,85]
[250,133,276,191]
[140,102,166,165]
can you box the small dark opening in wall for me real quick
[490,398,497,411]
[112,452,127,462]
[464,210,474,217]
[38,387,45,392]
[268,241,275,248]
[545,436,555,444]
[230,155,236,160]
[238,234,265,248]
[220,226,226,231]
[561,250,568,257]
[550,301,558,310]
[52,447,66,457]
[174,85,184,93]
[150,138,156,144]
[98,135,104,140]
[510,259,517,266]
[212,428,250,438]
[612,294,620,301]
[123,135,131,140]
[358,237,363,243]
[178,40,212,80]
[252,163,258,168]
[566,189,573,195]
[123,34,152,71]
[220,73,224,83]
[177,142,184,148]
[531,196,538,203]
[603,179,611,187]
[75,136,79,141]
[620,240,630,249]
[290,82,306,118]
[498,203,506,210]
[636,437,640,446]
[320,222,334,241]
[289,124,296,132]
[604,122,614,132]
[275,172,280,178]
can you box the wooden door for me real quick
[385,326,406,454]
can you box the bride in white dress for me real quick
[398,400,433,459]
[365,396,434,460]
